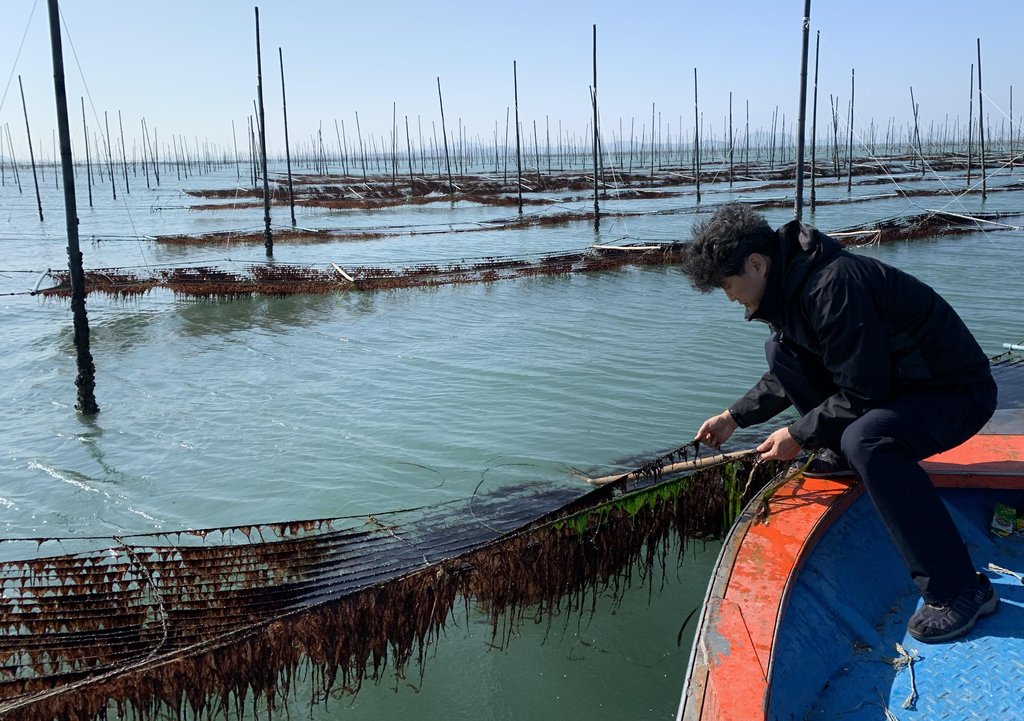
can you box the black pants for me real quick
[766,333,998,603]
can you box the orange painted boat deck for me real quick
[679,429,1024,721]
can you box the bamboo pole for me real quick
[592,24,599,230]
[5,124,22,192]
[977,38,987,200]
[18,76,44,221]
[513,62,522,213]
[693,68,700,204]
[436,77,454,194]
[80,97,92,206]
[141,118,150,188]
[846,68,854,191]
[584,449,755,486]
[405,115,414,191]
[967,63,974,187]
[355,112,367,180]
[793,0,811,219]
[47,0,98,415]
[255,7,272,256]
[278,47,295,226]
[809,31,820,211]
[232,119,240,180]
[728,93,734,186]
[118,110,129,194]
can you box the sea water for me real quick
[1,163,1022,719]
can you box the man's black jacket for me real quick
[728,219,992,450]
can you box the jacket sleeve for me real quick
[787,268,890,449]
[728,369,793,428]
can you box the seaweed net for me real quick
[36,210,1021,300]
[0,449,781,721]
[38,244,683,299]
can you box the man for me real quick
[684,203,998,644]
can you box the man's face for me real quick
[720,253,770,315]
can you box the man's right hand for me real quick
[695,410,738,448]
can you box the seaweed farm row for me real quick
[35,209,1024,300]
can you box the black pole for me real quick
[255,7,273,255]
[693,68,701,204]
[809,30,820,211]
[513,61,522,214]
[437,77,454,194]
[592,24,600,230]
[279,47,295,226]
[18,76,44,222]
[793,0,812,221]
[47,0,98,415]
[977,38,987,200]
[81,96,92,207]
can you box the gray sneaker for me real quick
[907,573,999,644]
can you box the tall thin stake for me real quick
[847,68,855,191]
[693,68,701,204]
[19,76,44,221]
[967,63,974,187]
[592,25,600,230]
[81,97,92,207]
[809,30,820,211]
[437,77,454,194]
[793,0,811,221]
[47,0,98,414]
[513,61,522,213]
[278,47,295,226]
[118,110,129,194]
[976,38,987,199]
[255,7,272,255]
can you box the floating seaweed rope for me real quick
[26,208,1017,301]
[0,445,781,721]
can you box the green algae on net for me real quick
[0,450,780,721]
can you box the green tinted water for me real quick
[1,167,1022,719]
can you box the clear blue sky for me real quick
[0,0,1020,160]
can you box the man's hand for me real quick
[756,426,802,462]
[695,410,738,448]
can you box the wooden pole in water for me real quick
[910,86,924,178]
[355,111,367,180]
[103,112,116,199]
[80,97,92,207]
[592,24,600,230]
[232,119,240,180]
[967,63,974,187]
[809,30,820,211]
[6,124,23,193]
[405,115,414,192]
[976,38,987,200]
[141,118,150,188]
[278,47,296,226]
[513,61,522,213]
[47,0,98,415]
[436,77,454,194]
[693,67,701,204]
[118,110,129,194]
[254,7,272,256]
[728,93,734,186]
[793,0,811,220]
[19,76,44,221]
[847,68,854,191]
[650,102,655,184]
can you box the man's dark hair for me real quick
[681,203,778,292]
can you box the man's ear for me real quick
[748,253,770,277]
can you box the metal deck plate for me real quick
[776,489,1024,720]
